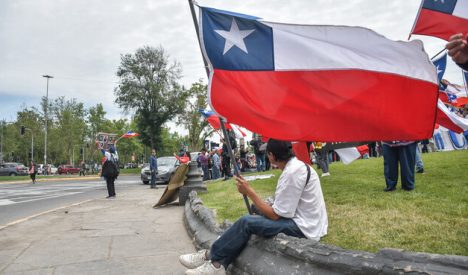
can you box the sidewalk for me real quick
[0,186,195,275]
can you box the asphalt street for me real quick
[0,175,143,227]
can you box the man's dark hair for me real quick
[266,139,294,162]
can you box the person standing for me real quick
[100,143,119,198]
[199,148,210,181]
[250,135,265,172]
[29,161,37,184]
[179,139,328,275]
[382,141,417,192]
[314,142,330,177]
[211,149,221,180]
[79,161,86,176]
[149,148,158,189]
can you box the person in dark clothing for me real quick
[79,161,86,176]
[221,139,231,180]
[29,161,37,184]
[149,148,158,189]
[99,142,119,198]
[199,148,210,181]
[446,33,468,70]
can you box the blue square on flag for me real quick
[422,0,457,14]
[201,7,274,71]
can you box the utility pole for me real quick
[43,75,53,168]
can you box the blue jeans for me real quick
[434,133,444,150]
[255,153,265,172]
[383,143,417,190]
[415,145,424,172]
[212,165,220,180]
[210,215,305,268]
[150,170,157,187]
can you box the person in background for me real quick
[250,135,265,172]
[211,148,221,180]
[199,148,210,181]
[100,143,119,198]
[29,160,37,184]
[79,161,86,176]
[314,142,330,177]
[149,148,158,189]
[179,139,328,275]
[382,141,417,192]
[415,142,425,174]
[446,33,468,70]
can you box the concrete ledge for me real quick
[184,191,468,275]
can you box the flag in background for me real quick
[432,52,447,84]
[463,70,468,96]
[436,99,468,133]
[411,0,468,41]
[199,6,438,142]
[121,131,140,138]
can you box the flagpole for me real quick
[188,0,252,214]
[408,0,424,40]
[431,48,446,61]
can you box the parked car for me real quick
[124,163,137,169]
[37,164,59,175]
[140,157,179,185]
[0,162,29,176]
[57,165,81,175]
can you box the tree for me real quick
[177,80,213,151]
[114,45,188,152]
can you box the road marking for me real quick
[0,199,92,231]
[0,199,15,206]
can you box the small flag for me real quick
[199,109,232,130]
[121,131,140,138]
[411,0,468,41]
[436,99,468,133]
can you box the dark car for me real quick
[140,156,179,185]
[57,165,81,175]
[0,162,29,176]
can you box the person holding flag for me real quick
[179,139,328,275]
[446,33,468,70]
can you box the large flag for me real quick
[411,0,468,41]
[199,7,438,142]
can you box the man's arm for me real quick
[234,175,281,220]
[446,33,468,70]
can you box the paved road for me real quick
[0,175,144,227]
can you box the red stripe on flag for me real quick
[210,69,438,142]
[412,9,468,41]
[292,142,311,164]
[436,108,464,133]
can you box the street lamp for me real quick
[42,75,53,168]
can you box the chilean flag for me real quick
[121,131,139,138]
[436,99,468,132]
[199,7,438,142]
[411,0,468,41]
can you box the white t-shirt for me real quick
[272,157,328,240]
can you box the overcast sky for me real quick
[0,0,464,125]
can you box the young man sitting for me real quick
[179,139,328,275]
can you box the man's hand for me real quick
[446,33,468,65]
[234,175,253,196]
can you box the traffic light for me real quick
[80,148,84,155]
[20,126,25,136]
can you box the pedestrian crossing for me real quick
[0,178,138,206]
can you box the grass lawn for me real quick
[199,150,468,256]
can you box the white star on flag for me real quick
[436,65,443,75]
[434,0,445,3]
[214,19,255,55]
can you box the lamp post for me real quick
[42,75,53,168]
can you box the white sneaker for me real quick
[179,249,208,269]
[185,261,226,275]
[321,172,330,177]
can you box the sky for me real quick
[0,0,465,126]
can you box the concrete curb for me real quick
[0,176,101,185]
[184,191,468,275]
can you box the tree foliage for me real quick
[177,80,212,151]
[114,45,188,151]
